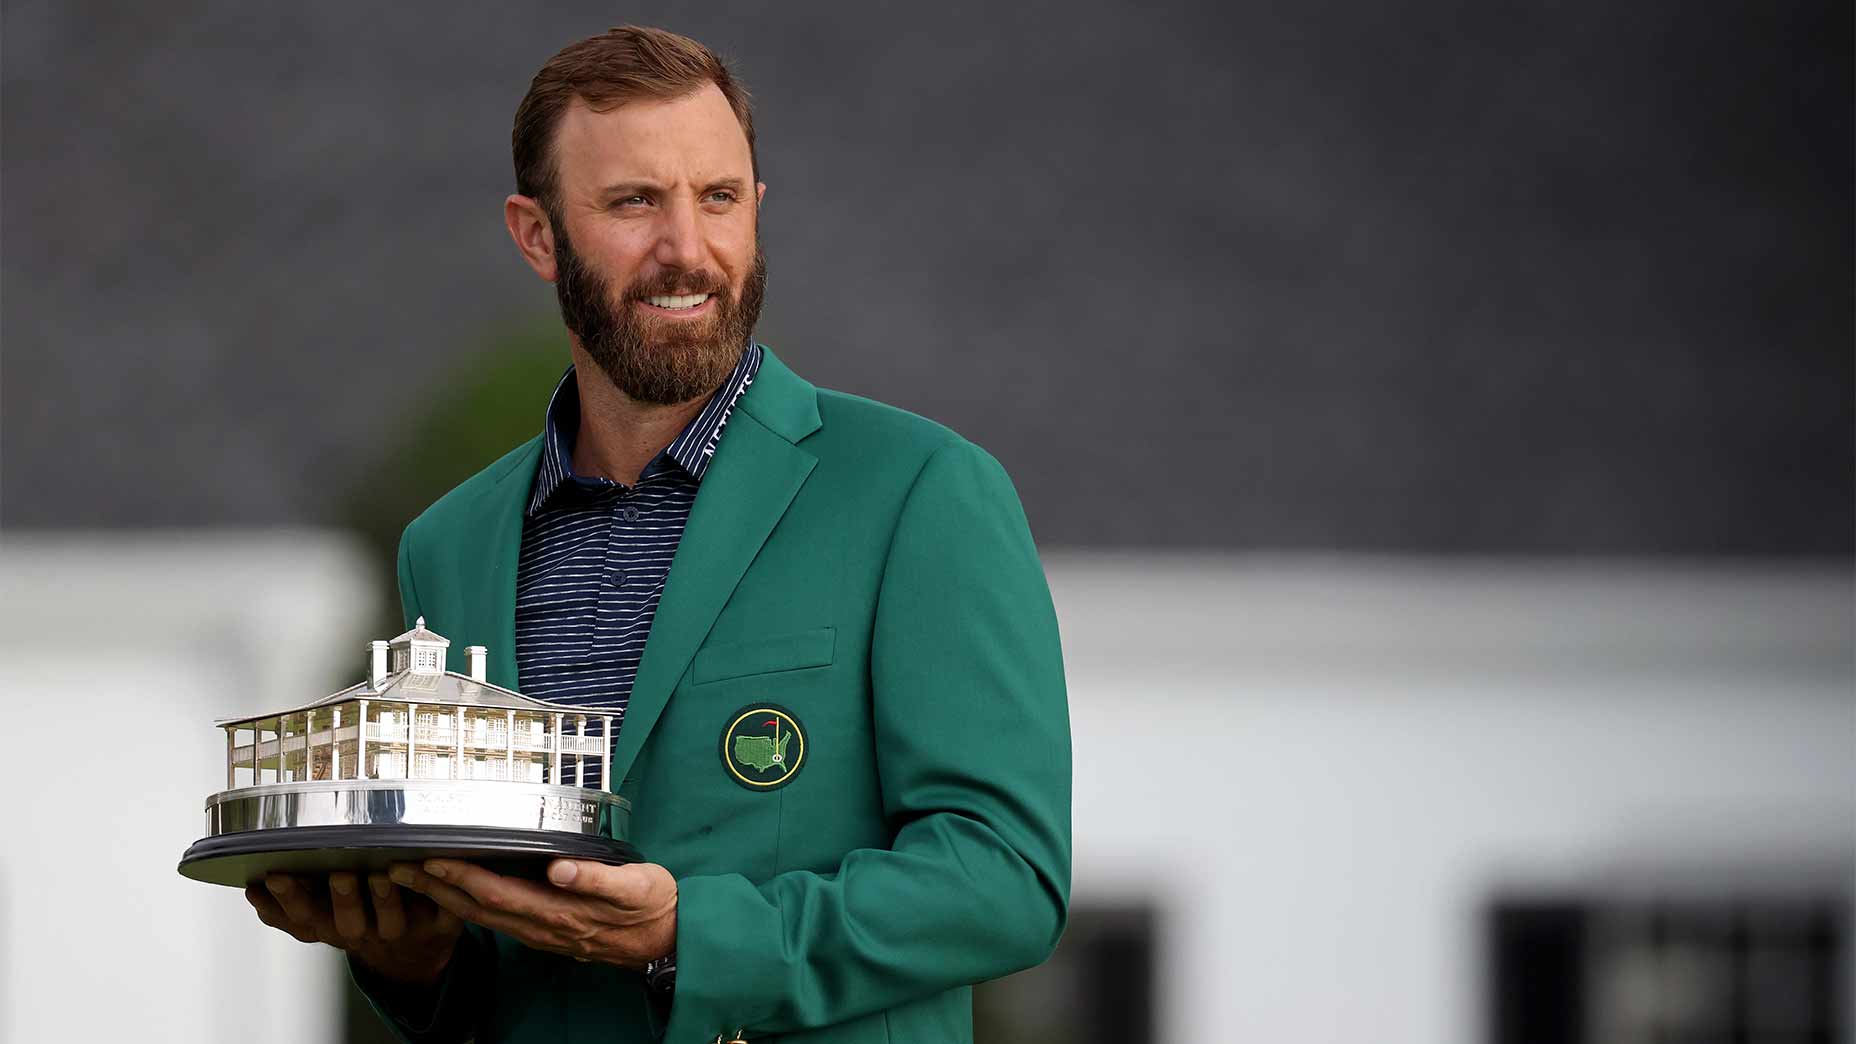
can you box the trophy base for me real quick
[178,824,643,888]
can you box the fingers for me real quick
[390,863,497,925]
[368,874,407,941]
[264,875,335,942]
[252,870,469,970]
[390,862,552,941]
[328,873,368,942]
[423,860,559,921]
[398,886,464,936]
[385,859,676,967]
[246,885,318,944]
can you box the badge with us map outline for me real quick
[719,704,807,791]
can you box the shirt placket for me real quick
[592,484,631,643]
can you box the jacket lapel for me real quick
[452,437,542,692]
[608,347,821,784]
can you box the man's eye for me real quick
[614,196,648,208]
[706,191,736,204]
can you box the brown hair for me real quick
[512,26,757,209]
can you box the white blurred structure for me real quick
[0,532,374,1044]
[1050,553,1854,1044]
[0,536,1849,1042]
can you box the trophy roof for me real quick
[389,617,450,647]
[213,671,602,727]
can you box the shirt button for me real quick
[620,505,642,523]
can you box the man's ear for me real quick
[755,182,767,208]
[505,194,558,282]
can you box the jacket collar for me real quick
[444,343,821,780]
[527,343,764,515]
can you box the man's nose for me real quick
[652,198,706,272]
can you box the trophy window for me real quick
[465,710,498,747]
[256,718,280,785]
[227,724,257,789]
[335,738,359,779]
[414,708,452,746]
[304,709,333,781]
[367,703,407,743]
[274,712,317,784]
[277,714,299,784]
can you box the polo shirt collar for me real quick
[527,342,763,516]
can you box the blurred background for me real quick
[2,1,1850,1041]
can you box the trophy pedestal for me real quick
[179,824,641,886]
[177,779,639,887]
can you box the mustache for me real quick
[627,271,726,298]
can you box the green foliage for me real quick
[339,319,568,638]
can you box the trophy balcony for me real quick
[226,724,608,768]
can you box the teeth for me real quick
[645,293,710,309]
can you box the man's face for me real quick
[544,85,766,404]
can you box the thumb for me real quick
[546,858,587,888]
[547,859,645,905]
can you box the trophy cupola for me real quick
[388,616,450,675]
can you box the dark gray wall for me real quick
[5,0,1850,552]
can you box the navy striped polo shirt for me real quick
[516,342,762,787]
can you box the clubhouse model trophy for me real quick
[177,619,639,886]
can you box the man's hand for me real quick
[245,871,464,986]
[388,858,677,970]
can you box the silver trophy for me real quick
[178,619,638,886]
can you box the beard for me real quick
[551,212,767,405]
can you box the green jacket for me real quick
[360,346,1071,1043]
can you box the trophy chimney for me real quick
[465,646,487,682]
[368,640,389,687]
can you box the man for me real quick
[244,25,1070,1044]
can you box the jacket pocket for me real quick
[693,626,836,685]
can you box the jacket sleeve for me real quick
[664,439,1073,1041]
[347,523,499,1043]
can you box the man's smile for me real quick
[637,292,715,318]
